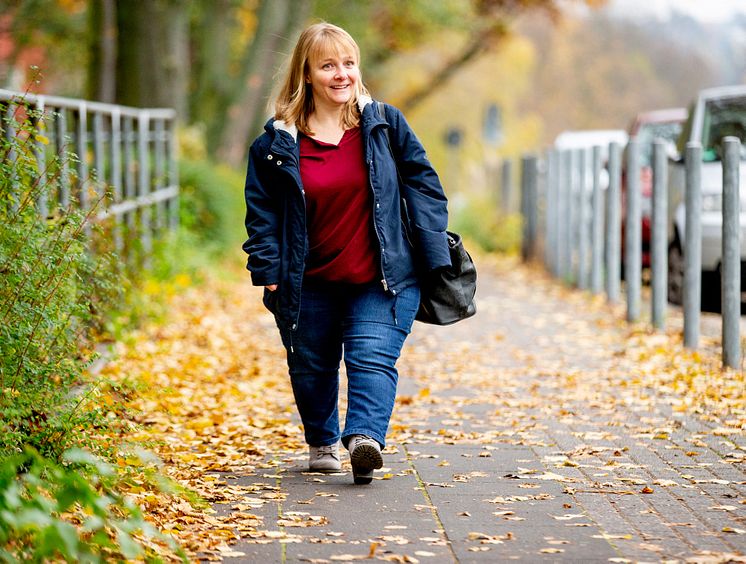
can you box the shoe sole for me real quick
[350,443,383,485]
[308,465,342,473]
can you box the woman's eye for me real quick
[344,60,355,67]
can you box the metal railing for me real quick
[516,138,742,369]
[0,88,178,264]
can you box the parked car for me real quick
[667,85,746,306]
[554,128,628,190]
[622,108,688,269]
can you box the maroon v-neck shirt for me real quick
[299,127,380,284]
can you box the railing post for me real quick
[92,111,105,200]
[625,139,642,322]
[590,146,604,294]
[521,155,538,262]
[75,102,89,212]
[501,159,513,214]
[545,150,556,272]
[651,139,668,330]
[606,142,622,303]
[137,112,152,262]
[4,103,19,212]
[559,150,572,281]
[123,116,136,237]
[54,108,70,209]
[167,117,179,231]
[32,99,48,218]
[577,147,589,290]
[110,108,123,256]
[683,142,702,349]
[154,118,166,230]
[722,137,741,368]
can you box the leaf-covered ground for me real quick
[100,255,745,562]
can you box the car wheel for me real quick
[668,240,684,305]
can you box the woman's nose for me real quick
[334,66,346,79]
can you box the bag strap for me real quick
[376,102,414,244]
[376,101,405,187]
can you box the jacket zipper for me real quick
[367,156,389,292]
[271,145,306,335]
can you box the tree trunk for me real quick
[86,0,117,103]
[214,0,297,167]
[190,0,234,131]
[248,0,311,139]
[115,0,190,119]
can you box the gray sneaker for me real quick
[308,442,341,473]
[347,435,383,485]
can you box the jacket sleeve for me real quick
[243,139,282,286]
[384,104,451,271]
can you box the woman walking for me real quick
[242,22,451,484]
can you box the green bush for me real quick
[0,447,185,563]
[178,158,246,258]
[450,194,522,254]
[0,104,118,460]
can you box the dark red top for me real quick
[299,127,380,284]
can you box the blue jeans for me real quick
[276,281,419,449]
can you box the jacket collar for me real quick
[266,95,384,146]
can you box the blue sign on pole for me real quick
[483,103,503,147]
[445,127,463,147]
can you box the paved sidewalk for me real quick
[212,257,746,563]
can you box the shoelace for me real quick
[316,445,338,459]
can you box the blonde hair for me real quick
[274,22,370,136]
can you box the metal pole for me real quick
[75,102,89,210]
[590,146,604,294]
[528,155,538,260]
[568,150,578,284]
[551,149,561,276]
[520,155,529,261]
[32,100,48,218]
[651,139,668,330]
[137,112,152,261]
[625,139,642,322]
[501,159,513,214]
[110,109,123,256]
[683,142,702,349]
[55,108,70,209]
[578,148,589,290]
[545,150,556,271]
[606,142,622,303]
[559,150,572,281]
[167,117,179,231]
[722,137,741,368]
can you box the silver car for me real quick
[667,85,746,306]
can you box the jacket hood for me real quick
[265,95,375,143]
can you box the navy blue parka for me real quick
[243,95,451,331]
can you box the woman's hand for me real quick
[265,284,278,292]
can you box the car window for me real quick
[636,121,683,166]
[702,97,746,162]
[677,103,695,158]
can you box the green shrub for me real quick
[0,103,117,460]
[178,158,246,258]
[450,194,522,254]
[0,447,185,563]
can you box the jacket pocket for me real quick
[262,287,279,314]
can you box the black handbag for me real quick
[376,102,477,325]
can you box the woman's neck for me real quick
[308,105,346,145]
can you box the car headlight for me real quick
[702,193,722,212]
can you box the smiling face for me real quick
[306,50,360,112]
